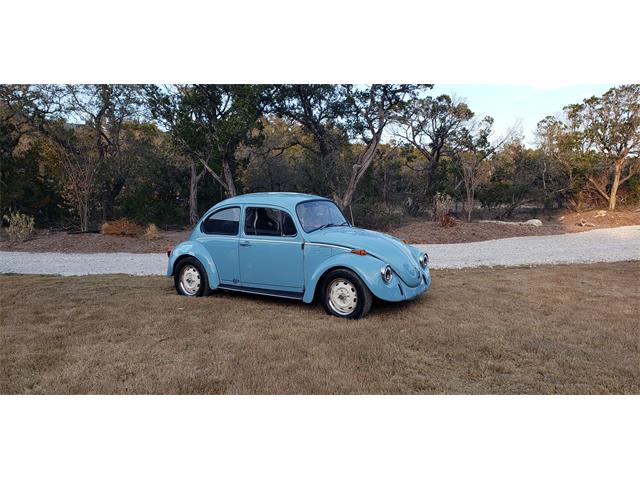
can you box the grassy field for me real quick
[1,262,638,394]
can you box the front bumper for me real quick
[370,266,431,302]
[399,269,431,300]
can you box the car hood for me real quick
[306,226,423,287]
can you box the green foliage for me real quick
[119,182,185,227]
[0,105,65,225]
[1,84,638,232]
[561,85,640,209]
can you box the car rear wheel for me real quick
[321,268,372,319]
[174,258,211,297]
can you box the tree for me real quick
[236,116,309,193]
[339,84,427,208]
[535,116,593,210]
[451,116,504,221]
[272,84,429,208]
[0,102,64,223]
[117,123,187,225]
[270,84,351,198]
[1,85,96,231]
[0,84,147,229]
[65,84,145,220]
[565,84,640,210]
[370,143,407,211]
[147,84,266,223]
[398,95,473,202]
[479,139,543,218]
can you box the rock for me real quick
[594,210,607,217]
[577,218,596,227]
[524,219,543,227]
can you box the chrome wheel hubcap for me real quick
[179,265,201,295]
[328,278,357,315]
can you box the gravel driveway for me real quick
[1,226,638,276]
[416,225,640,269]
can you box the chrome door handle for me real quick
[240,241,252,247]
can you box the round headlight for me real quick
[380,265,392,283]
[419,253,429,268]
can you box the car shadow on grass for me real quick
[161,276,432,321]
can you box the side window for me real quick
[202,207,240,235]
[282,212,297,236]
[245,207,297,237]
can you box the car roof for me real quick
[213,192,328,211]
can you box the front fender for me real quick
[167,241,220,289]
[303,252,411,303]
[407,244,425,261]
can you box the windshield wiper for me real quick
[309,223,335,233]
[309,221,349,233]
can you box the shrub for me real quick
[440,213,456,228]
[100,218,143,236]
[144,223,160,240]
[2,210,35,241]
[433,192,454,222]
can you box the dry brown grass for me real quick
[1,262,638,394]
[100,218,143,236]
[144,223,160,240]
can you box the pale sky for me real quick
[429,84,617,146]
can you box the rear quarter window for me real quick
[201,207,240,235]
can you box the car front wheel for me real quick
[174,258,211,297]
[321,268,372,319]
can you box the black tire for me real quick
[174,257,211,297]
[321,268,373,319]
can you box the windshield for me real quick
[295,200,349,233]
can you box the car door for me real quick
[239,206,304,292]
[199,206,241,285]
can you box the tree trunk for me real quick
[608,163,622,210]
[188,159,199,225]
[340,136,380,209]
[101,191,111,223]
[101,179,126,222]
[340,166,359,209]
[222,158,237,197]
[465,180,474,222]
[79,201,89,233]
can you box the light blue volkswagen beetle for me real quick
[167,193,431,319]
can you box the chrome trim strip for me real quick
[238,238,302,245]
[218,285,303,300]
[303,242,387,261]
[306,242,385,262]
[303,242,351,251]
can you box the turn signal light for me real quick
[350,249,368,256]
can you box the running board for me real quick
[218,284,304,301]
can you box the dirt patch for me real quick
[388,221,564,244]
[1,262,638,394]
[1,209,638,251]
[0,229,190,253]
[551,209,640,231]
[387,209,640,244]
